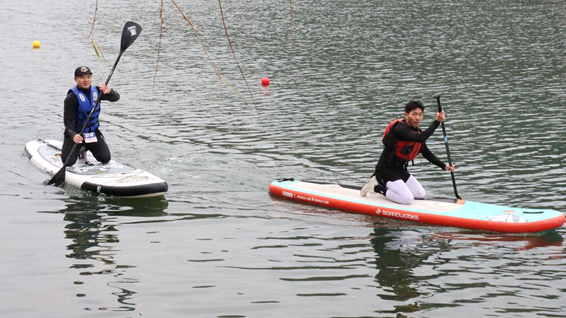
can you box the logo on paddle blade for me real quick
[127,26,137,36]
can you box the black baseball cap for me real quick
[74,66,93,77]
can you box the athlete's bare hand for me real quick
[436,110,446,123]
[73,134,84,144]
[445,163,456,172]
[100,83,111,95]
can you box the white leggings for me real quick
[385,175,426,205]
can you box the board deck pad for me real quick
[37,142,136,174]
[26,139,168,198]
[269,179,565,233]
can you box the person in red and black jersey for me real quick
[361,101,456,204]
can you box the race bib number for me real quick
[83,132,98,143]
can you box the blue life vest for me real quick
[69,86,100,133]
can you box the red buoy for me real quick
[261,77,270,86]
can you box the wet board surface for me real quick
[25,139,168,198]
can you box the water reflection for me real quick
[369,228,428,315]
[430,230,564,252]
[368,226,564,315]
[64,210,116,267]
[59,195,168,311]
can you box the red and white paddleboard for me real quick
[269,178,564,233]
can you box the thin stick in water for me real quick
[218,0,259,116]
[153,0,165,91]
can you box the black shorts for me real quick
[374,168,411,186]
[61,130,111,166]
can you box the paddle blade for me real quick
[120,21,142,52]
[47,166,67,186]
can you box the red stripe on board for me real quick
[269,183,565,233]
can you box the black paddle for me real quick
[48,21,142,186]
[434,94,462,201]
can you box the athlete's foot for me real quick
[374,184,387,196]
[79,146,87,159]
[360,176,378,197]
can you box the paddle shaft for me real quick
[435,96,461,200]
[72,19,136,146]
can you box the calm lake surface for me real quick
[1,0,565,317]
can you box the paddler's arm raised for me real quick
[98,83,120,102]
[420,110,445,139]
[393,111,446,142]
[393,119,438,142]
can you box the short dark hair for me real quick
[404,101,424,113]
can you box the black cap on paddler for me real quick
[74,66,93,77]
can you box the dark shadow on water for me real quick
[102,196,170,217]
[52,193,170,312]
[369,227,430,315]
[430,229,564,251]
[57,184,170,216]
[368,226,564,316]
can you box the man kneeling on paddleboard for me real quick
[61,66,120,166]
[361,101,456,204]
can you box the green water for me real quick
[1,0,565,317]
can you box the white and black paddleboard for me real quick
[25,139,168,198]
